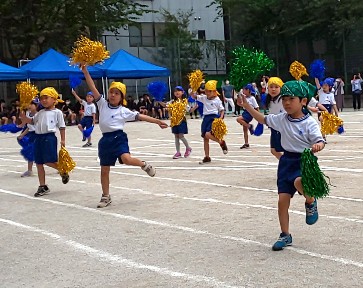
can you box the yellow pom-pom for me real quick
[321,111,344,135]
[188,69,204,92]
[16,82,39,110]
[58,146,76,175]
[70,35,110,66]
[289,61,309,80]
[168,98,188,127]
[211,118,228,141]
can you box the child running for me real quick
[71,89,97,147]
[20,87,69,197]
[81,65,168,208]
[236,84,259,149]
[240,80,325,251]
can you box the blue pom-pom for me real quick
[147,81,168,101]
[254,123,264,136]
[309,59,325,80]
[20,143,34,162]
[0,124,23,133]
[83,125,94,138]
[17,136,30,148]
[196,100,204,117]
[338,125,345,134]
[69,76,82,89]
[188,96,196,103]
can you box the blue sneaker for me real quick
[305,199,319,225]
[272,232,292,251]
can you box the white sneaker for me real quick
[141,161,156,177]
[21,170,33,177]
[97,194,112,208]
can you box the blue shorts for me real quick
[34,133,58,164]
[80,116,93,129]
[277,151,302,197]
[98,130,130,166]
[270,128,284,152]
[322,104,332,113]
[172,120,188,134]
[201,114,218,137]
[241,110,253,123]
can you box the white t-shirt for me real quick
[351,79,363,92]
[26,111,36,132]
[33,109,65,134]
[265,113,323,153]
[96,95,139,133]
[269,96,285,115]
[318,89,336,105]
[197,94,224,115]
[308,97,318,108]
[82,100,97,116]
[245,95,259,109]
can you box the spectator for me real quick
[126,96,137,111]
[334,77,345,112]
[351,73,362,111]
[137,96,148,115]
[60,99,77,125]
[222,79,235,115]
[0,99,9,125]
[9,100,21,124]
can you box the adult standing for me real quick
[333,77,345,112]
[222,79,235,115]
[351,73,362,111]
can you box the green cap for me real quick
[281,80,316,100]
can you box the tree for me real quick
[0,0,151,63]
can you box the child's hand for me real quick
[311,142,325,153]
[17,135,23,140]
[19,111,31,125]
[60,140,66,147]
[158,121,168,129]
[237,94,246,107]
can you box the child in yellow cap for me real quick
[191,80,228,164]
[81,65,168,208]
[20,87,69,197]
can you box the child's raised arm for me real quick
[138,114,168,129]
[81,65,101,101]
[315,78,321,90]
[71,89,83,104]
[240,94,266,124]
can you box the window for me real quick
[129,22,165,47]
[198,30,206,40]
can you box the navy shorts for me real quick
[34,133,58,164]
[270,128,284,152]
[277,151,302,197]
[98,130,130,166]
[201,114,218,137]
[241,110,253,123]
[322,104,332,113]
[80,116,93,129]
[172,120,188,135]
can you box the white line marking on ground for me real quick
[0,217,242,288]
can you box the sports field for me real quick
[0,111,362,288]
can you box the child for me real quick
[265,77,284,159]
[81,65,168,208]
[236,84,259,149]
[192,80,228,164]
[240,80,325,251]
[61,99,77,125]
[71,89,97,147]
[17,99,39,177]
[20,87,69,197]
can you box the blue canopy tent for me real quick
[0,62,27,81]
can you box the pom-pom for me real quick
[211,118,228,141]
[321,111,344,135]
[309,59,325,81]
[69,76,82,89]
[58,146,76,175]
[17,136,30,148]
[337,125,345,134]
[253,123,264,136]
[188,96,196,103]
[197,100,204,117]
[301,149,330,198]
[188,70,204,92]
[0,124,23,133]
[147,81,168,101]
[70,35,110,66]
[20,143,34,162]
[168,98,188,127]
[289,61,309,80]
[16,82,39,110]
[83,125,94,138]
[229,46,274,90]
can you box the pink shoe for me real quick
[173,152,182,159]
[184,147,192,158]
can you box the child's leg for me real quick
[100,166,110,196]
[120,153,145,167]
[36,164,46,186]
[270,148,283,160]
[78,124,83,133]
[205,131,223,145]
[203,137,210,157]
[28,161,33,172]
[277,193,291,234]
[179,133,190,149]
[294,177,314,204]
[174,134,181,153]
[294,177,319,225]
[243,126,249,144]
[87,135,92,144]
[45,162,58,170]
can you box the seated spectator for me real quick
[126,95,137,111]
[137,96,148,115]
[9,100,21,124]
[60,99,77,125]
[0,99,9,125]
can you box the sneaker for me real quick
[240,143,250,149]
[248,124,255,135]
[82,142,92,147]
[199,156,211,164]
[173,152,182,159]
[184,147,192,158]
[34,185,50,197]
[21,170,33,177]
[272,232,293,251]
[60,173,69,184]
[82,136,86,141]
[219,140,228,154]
[305,199,319,225]
[141,161,156,177]
[97,194,112,208]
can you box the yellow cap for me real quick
[267,77,284,88]
[40,87,64,103]
[109,81,126,96]
[205,80,220,96]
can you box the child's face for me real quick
[174,90,183,98]
[322,84,330,93]
[108,88,122,106]
[243,88,251,96]
[86,95,94,103]
[268,84,281,97]
[205,89,216,98]
[282,96,307,115]
[28,103,37,113]
[40,95,56,108]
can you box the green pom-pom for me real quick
[229,46,274,90]
[301,149,330,199]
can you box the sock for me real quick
[174,135,180,152]
[180,136,190,149]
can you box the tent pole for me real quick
[101,77,105,97]
[135,80,138,99]
[168,76,171,101]
[106,77,109,99]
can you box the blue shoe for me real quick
[305,199,319,225]
[272,232,292,251]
